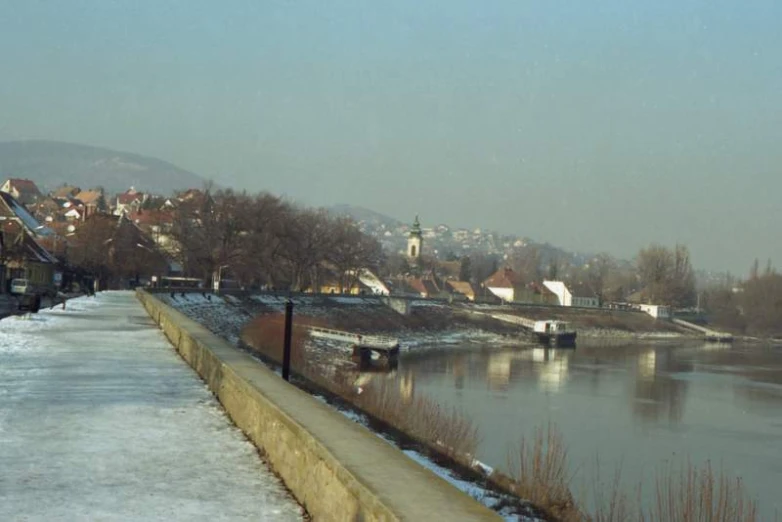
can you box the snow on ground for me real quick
[0,291,303,522]
[399,329,526,351]
[158,292,251,345]
[326,296,378,305]
[249,294,339,318]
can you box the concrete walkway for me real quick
[0,292,304,521]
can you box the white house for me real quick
[543,280,570,306]
[638,304,671,319]
[543,280,600,308]
[64,207,83,221]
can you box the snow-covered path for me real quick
[0,292,304,521]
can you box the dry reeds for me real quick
[350,379,480,458]
[242,316,761,522]
[505,429,760,522]
[588,463,632,522]
[241,313,480,460]
[506,424,581,521]
[638,461,757,522]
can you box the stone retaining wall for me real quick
[136,290,499,522]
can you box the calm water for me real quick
[385,342,782,518]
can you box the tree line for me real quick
[66,188,383,292]
[62,184,703,308]
[170,189,383,291]
[447,243,697,308]
[702,260,782,336]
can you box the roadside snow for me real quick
[0,291,303,522]
[158,292,250,345]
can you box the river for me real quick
[382,341,782,519]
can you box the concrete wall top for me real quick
[136,290,500,522]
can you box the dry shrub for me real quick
[506,424,581,522]
[242,314,480,461]
[350,379,480,458]
[587,460,759,522]
[588,464,633,522]
[505,428,760,522]
[639,461,757,522]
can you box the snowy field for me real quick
[0,292,304,522]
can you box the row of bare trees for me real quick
[170,189,383,291]
[703,261,782,336]
[449,243,697,307]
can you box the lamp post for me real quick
[282,299,294,381]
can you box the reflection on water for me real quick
[632,347,692,424]
[358,341,782,519]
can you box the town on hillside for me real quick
[0,176,707,322]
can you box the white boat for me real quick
[532,320,577,347]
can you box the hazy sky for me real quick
[1,1,780,272]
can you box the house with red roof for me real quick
[0,191,57,294]
[446,280,476,301]
[482,267,524,302]
[73,188,106,217]
[1,178,43,206]
[114,188,147,216]
[128,209,176,253]
[482,267,559,305]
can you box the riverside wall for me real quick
[135,290,500,522]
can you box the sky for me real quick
[1,0,780,273]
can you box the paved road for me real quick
[0,292,304,521]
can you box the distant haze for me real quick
[1,1,780,273]
[0,141,205,195]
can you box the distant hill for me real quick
[0,140,206,195]
[328,204,404,229]
[330,203,599,267]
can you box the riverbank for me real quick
[164,291,694,341]
[157,291,776,520]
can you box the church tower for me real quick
[407,215,423,261]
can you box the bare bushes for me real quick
[506,425,580,522]
[504,426,760,522]
[349,379,480,459]
[639,462,757,522]
[243,317,761,522]
[241,315,480,460]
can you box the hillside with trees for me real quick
[0,140,205,195]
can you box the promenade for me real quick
[0,292,303,521]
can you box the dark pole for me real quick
[282,299,294,381]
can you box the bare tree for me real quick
[170,188,250,286]
[67,215,116,290]
[278,208,333,291]
[327,217,383,292]
[636,243,695,307]
[584,253,614,302]
[232,193,291,288]
[510,246,542,282]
